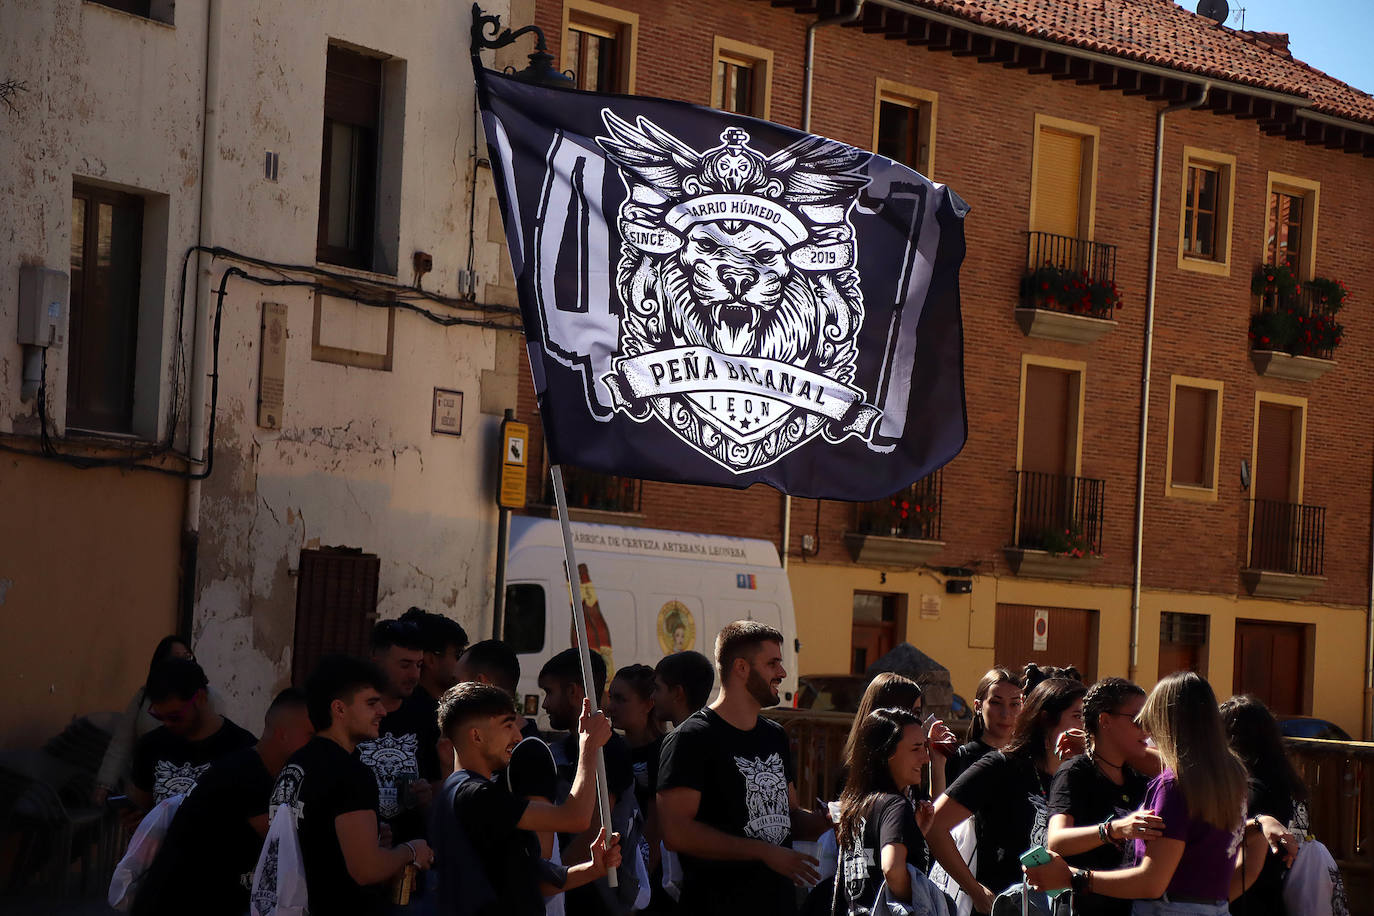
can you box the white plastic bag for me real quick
[928,816,978,916]
[107,793,184,911]
[1283,836,1349,916]
[250,803,308,916]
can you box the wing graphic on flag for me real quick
[476,66,968,501]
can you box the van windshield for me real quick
[504,583,546,653]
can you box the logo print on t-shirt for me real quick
[250,837,279,915]
[358,733,420,819]
[840,816,874,902]
[733,753,790,845]
[153,759,211,803]
[270,763,306,826]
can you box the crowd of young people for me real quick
[104,619,1316,916]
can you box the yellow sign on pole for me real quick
[499,419,529,509]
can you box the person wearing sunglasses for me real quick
[1045,678,1161,916]
[129,657,256,815]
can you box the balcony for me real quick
[844,471,944,569]
[1249,266,1345,381]
[1004,470,1105,579]
[1242,499,1326,599]
[1015,231,1120,344]
[542,466,643,520]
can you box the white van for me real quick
[502,516,799,728]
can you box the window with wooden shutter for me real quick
[872,80,938,178]
[318,46,382,270]
[711,37,773,120]
[1166,377,1222,499]
[1263,172,1319,280]
[1177,148,1235,276]
[291,547,381,685]
[562,2,639,94]
[1031,125,1089,241]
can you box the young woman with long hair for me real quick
[928,677,1088,914]
[1025,672,1288,915]
[1221,695,1309,916]
[1045,678,1162,916]
[833,707,931,913]
[944,667,1023,785]
[838,672,957,798]
[605,662,668,902]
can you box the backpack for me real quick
[249,803,308,916]
[108,793,184,912]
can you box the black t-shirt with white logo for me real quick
[945,750,1052,902]
[833,792,925,915]
[1046,754,1148,916]
[355,693,441,842]
[131,717,257,804]
[943,738,995,786]
[452,771,545,916]
[271,737,383,916]
[131,747,272,916]
[657,708,797,916]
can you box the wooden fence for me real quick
[769,711,1374,915]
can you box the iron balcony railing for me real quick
[546,466,643,513]
[1021,231,1119,320]
[1011,470,1105,555]
[854,470,943,541]
[1255,284,1339,360]
[1249,499,1325,576]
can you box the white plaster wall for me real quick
[1,0,524,731]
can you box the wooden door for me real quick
[1032,128,1085,241]
[852,593,902,675]
[1253,404,1299,570]
[1020,366,1077,544]
[291,548,381,685]
[995,604,1098,682]
[1233,620,1307,715]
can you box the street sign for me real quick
[1033,608,1049,652]
[499,419,529,509]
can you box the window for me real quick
[69,184,144,433]
[1158,612,1208,678]
[87,0,174,25]
[1178,148,1235,276]
[852,593,904,674]
[873,80,938,176]
[1029,115,1099,242]
[503,584,547,654]
[1165,377,1223,500]
[562,2,638,93]
[318,44,405,274]
[711,38,772,119]
[1265,173,1319,279]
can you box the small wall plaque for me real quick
[432,388,464,437]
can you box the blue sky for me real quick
[1215,0,1374,94]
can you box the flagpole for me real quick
[549,463,617,888]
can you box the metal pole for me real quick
[549,464,617,887]
[492,505,510,640]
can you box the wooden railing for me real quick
[1287,737,1374,913]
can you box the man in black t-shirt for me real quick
[358,619,440,847]
[436,681,621,916]
[402,607,468,709]
[539,648,639,916]
[270,656,435,916]
[131,689,314,916]
[651,650,715,728]
[457,639,540,740]
[658,620,832,916]
[130,659,256,812]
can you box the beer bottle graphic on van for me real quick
[570,563,614,684]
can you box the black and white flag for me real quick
[477,67,968,501]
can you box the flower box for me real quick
[844,533,944,570]
[1015,307,1117,344]
[1250,350,1335,382]
[1004,547,1103,580]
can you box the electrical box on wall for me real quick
[18,266,68,348]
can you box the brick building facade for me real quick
[510,0,1374,735]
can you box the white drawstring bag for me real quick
[1283,835,1348,916]
[108,793,185,911]
[928,816,979,916]
[250,803,308,916]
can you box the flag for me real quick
[476,66,968,501]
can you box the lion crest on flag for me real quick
[596,113,883,473]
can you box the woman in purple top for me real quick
[1023,672,1278,915]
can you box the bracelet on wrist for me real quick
[1070,868,1092,895]
[1099,819,1120,845]
[400,841,417,863]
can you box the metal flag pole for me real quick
[549,464,617,887]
